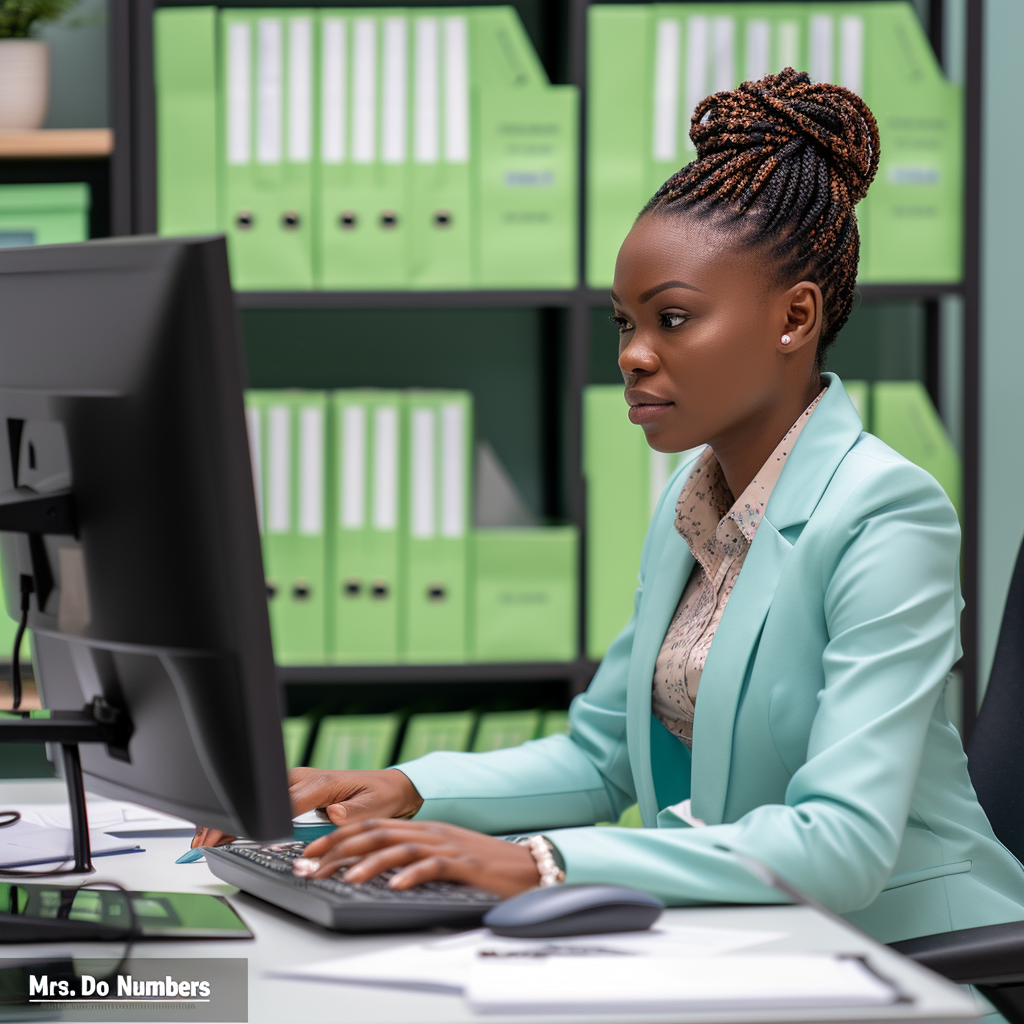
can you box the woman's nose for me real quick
[618,334,659,379]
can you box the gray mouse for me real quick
[482,884,664,938]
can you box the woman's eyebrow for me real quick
[638,280,704,303]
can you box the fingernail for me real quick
[293,857,320,877]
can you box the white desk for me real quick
[0,780,982,1024]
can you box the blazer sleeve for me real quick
[395,462,694,834]
[545,460,963,913]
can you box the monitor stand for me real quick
[0,697,131,873]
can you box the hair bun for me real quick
[689,68,879,206]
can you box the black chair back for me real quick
[967,534,1024,864]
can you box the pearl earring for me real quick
[781,334,792,346]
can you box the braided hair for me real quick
[642,68,880,357]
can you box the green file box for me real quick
[402,391,473,663]
[310,714,402,770]
[0,183,88,248]
[396,710,477,763]
[472,709,542,752]
[586,5,652,288]
[470,6,548,89]
[539,710,570,737]
[220,9,316,290]
[317,9,411,290]
[246,390,328,665]
[474,86,578,289]
[154,6,220,236]
[282,715,316,769]
[330,390,404,663]
[872,380,961,519]
[471,527,578,662]
[842,378,870,427]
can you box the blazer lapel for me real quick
[686,374,865,825]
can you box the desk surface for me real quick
[0,780,981,1024]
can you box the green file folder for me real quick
[396,711,477,763]
[330,390,404,663]
[0,183,88,248]
[471,709,542,752]
[246,390,328,665]
[317,10,411,290]
[282,715,316,769]
[154,6,219,237]
[310,714,402,770]
[403,391,473,663]
[221,9,316,290]
[586,5,652,288]
[872,380,961,519]
[474,86,578,289]
[471,527,578,662]
[842,378,870,428]
[539,710,570,737]
[470,6,548,89]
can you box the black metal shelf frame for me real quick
[107,0,982,732]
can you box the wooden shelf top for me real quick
[0,128,113,159]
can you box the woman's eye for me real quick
[609,314,633,333]
[660,312,687,329]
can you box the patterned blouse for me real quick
[652,387,828,748]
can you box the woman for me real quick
[201,70,1024,965]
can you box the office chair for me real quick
[890,535,1024,1023]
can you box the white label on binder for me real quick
[299,406,323,537]
[712,18,735,93]
[353,17,377,164]
[778,22,799,73]
[839,17,864,95]
[382,17,408,165]
[745,20,770,81]
[414,18,440,164]
[652,19,680,163]
[227,22,251,165]
[440,403,465,539]
[411,408,436,539]
[245,405,264,532]
[256,18,283,165]
[341,404,366,530]
[809,15,833,84]
[288,17,313,163]
[444,17,469,163]
[684,17,709,152]
[649,450,674,518]
[321,18,346,164]
[373,406,399,531]
[267,405,291,534]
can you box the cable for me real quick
[0,810,20,828]
[10,574,33,711]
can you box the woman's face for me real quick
[611,211,806,454]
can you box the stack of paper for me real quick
[0,820,141,870]
[18,800,195,837]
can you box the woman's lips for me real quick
[628,402,673,425]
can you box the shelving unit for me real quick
[105,0,982,736]
[0,129,113,160]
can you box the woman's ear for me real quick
[779,282,823,354]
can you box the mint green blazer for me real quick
[399,374,1024,945]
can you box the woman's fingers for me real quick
[303,817,431,858]
[388,855,453,890]
[191,827,236,849]
[335,841,432,882]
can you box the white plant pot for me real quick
[0,39,50,130]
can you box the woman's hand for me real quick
[294,819,541,899]
[191,767,424,849]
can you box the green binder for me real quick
[471,527,578,662]
[309,714,402,770]
[539,710,570,737]
[471,709,542,752]
[246,390,328,665]
[474,86,578,289]
[317,9,411,290]
[396,710,477,763]
[872,380,961,519]
[220,9,316,290]
[0,183,88,248]
[330,390,404,663]
[403,390,473,663]
[282,715,316,769]
[154,6,220,236]
[470,6,548,89]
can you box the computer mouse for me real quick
[482,884,664,938]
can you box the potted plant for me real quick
[0,1,80,130]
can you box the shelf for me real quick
[277,660,591,686]
[235,289,580,310]
[0,129,113,160]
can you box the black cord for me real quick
[0,810,20,828]
[10,574,33,711]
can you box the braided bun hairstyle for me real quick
[642,68,880,356]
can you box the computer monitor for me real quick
[0,235,292,844]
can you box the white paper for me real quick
[443,16,469,163]
[410,408,436,539]
[298,405,323,537]
[245,405,263,533]
[256,18,283,165]
[373,406,399,532]
[809,14,834,85]
[226,22,252,165]
[287,17,313,163]
[18,799,195,835]
[745,19,770,82]
[840,16,864,95]
[267,405,291,534]
[320,18,346,164]
[352,17,377,164]
[467,953,897,1015]
[381,16,408,165]
[341,404,366,531]
[777,21,800,73]
[414,17,440,165]
[711,17,735,93]
[440,403,465,538]
[0,820,140,869]
[684,16,709,152]
[652,19,680,163]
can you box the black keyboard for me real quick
[202,841,502,931]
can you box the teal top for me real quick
[398,374,1024,945]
